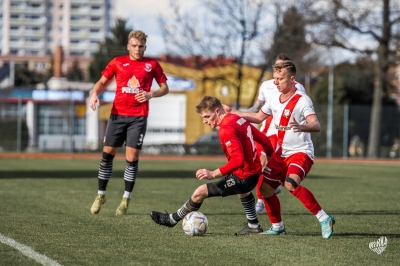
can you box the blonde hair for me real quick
[128,30,148,43]
[273,60,296,76]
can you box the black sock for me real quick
[241,192,259,225]
[98,152,114,191]
[124,160,138,192]
[173,198,203,221]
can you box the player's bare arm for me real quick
[89,75,111,111]
[245,100,264,113]
[135,82,169,103]
[290,116,321,133]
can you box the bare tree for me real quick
[307,0,400,158]
[159,0,270,108]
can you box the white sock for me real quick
[123,191,131,199]
[248,223,259,228]
[315,209,329,222]
[272,222,284,231]
[257,199,264,204]
[98,190,105,195]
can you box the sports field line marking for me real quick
[0,233,62,266]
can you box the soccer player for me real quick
[226,61,335,238]
[150,96,273,234]
[89,30,169,216]
[247,54,306,213]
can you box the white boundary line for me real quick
[0,233,62,266]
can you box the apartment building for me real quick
[0,0,113,71]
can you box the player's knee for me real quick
[260,182,275,198]
[192,185,208,201]
[285,176,298,192]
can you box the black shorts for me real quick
[103,114,147,149]
[207,173,259,197]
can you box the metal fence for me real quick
[0,100,399,159]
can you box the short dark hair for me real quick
[196,96,222,114]
[275,54,291,61]
[273,60,296,76]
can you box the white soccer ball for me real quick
[182,211,208,236]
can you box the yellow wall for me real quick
[160,62,271,144]
[98,62,271,144]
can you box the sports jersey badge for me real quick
[284,109,291,118]
[144,63,152,72]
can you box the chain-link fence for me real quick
[1,100,399,158]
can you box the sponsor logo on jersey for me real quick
[122,75,142,94]
[144,63,152,72]
[225,141,231,147]
[122,63,130,66]
[275,124,292,131]
[284,109,291,117]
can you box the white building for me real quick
[0,0,114,58]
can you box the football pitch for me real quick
[0,156,399,266]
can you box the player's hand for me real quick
[290,117,303,132]
[135,91,153,103]
[222,104,232,113]
[89,94,100,111]
[196,169,213,180]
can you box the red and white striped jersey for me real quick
[261,90,316,160]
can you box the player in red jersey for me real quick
[150,96,273,234]
[247,54,306,212]
[89,30,169,216]
[226,61,335,238]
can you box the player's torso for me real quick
[219,115,261,176]
[111,56,157,116]
[269,92,314,158]
[114,56,156,93]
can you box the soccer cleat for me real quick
[275,186,281,195]
[90,194,106,214]
[320,215,335,239]
[150,211,177,228]
[255,202,265,213]
[260,227,287,235]
[235,224,263,235]
[115,197,130,216]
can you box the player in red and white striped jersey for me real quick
[227,61,335,239]
[247,54,306,212]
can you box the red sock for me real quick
[256,175,263,199]
[291,185,321,215]
[263,193,281,223]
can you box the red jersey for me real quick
[101,55,167,117]
[218,114,273,179]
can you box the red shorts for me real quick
[262,152,313,189]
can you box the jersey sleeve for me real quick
[295,82,306,93]
[153,61,167,84]
[218,126,245,176]
[301,96,316,118]
[261,97,272,116]
[257,81,268,102]
[101,58,117,80]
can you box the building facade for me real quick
[1,0,113,57]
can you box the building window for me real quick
[10,50,18,55]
